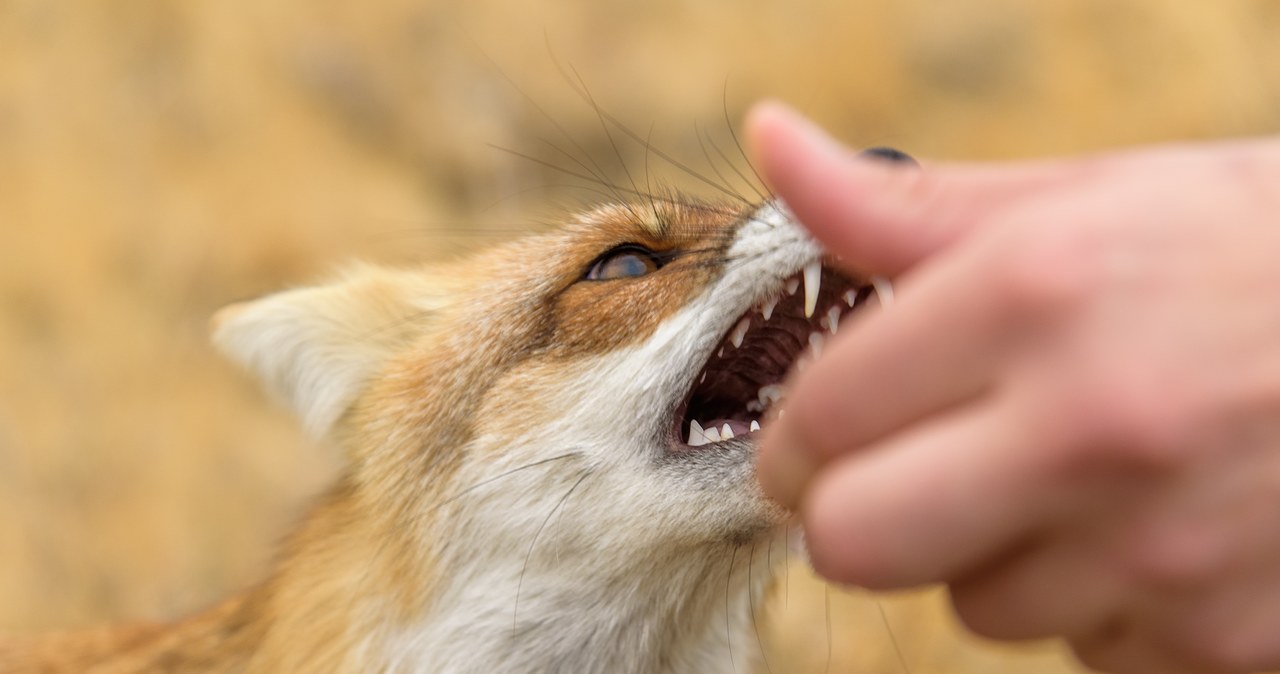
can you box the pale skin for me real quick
[747,101,1280,674]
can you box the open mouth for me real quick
[674,261,887,448]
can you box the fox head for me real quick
[208,196,879,672]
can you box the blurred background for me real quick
[1,1,1278,672]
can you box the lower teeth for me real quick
[687,417,764,446]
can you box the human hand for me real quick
[748,101,1280,673]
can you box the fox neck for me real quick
[241,478,783,674]
[388,537,780,673]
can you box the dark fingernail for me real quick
[859,147,918,167]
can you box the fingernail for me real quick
[858,146,919,167]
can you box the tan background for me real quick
[2,1,1279,672]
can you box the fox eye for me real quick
[585,245,663,281]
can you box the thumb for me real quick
[745,101,1067,277]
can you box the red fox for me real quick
[0,196,882,673]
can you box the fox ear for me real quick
[211,264,437,439]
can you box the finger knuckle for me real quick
[1061,370,1193,471]
[1117,525,1224,589]
[989,224,1099,320]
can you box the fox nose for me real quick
[858,146,918,167]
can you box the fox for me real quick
[0,175,897,672]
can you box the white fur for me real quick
[368,201,823,673]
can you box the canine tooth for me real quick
[784,278,799,295]
[761,296,778,321]
[803,262,822,318]
[758,384,785,407]
[843,289,858,307]
[689,419,706,445]
[809,331,824,357]
[825,305,843,334]
[746,400,764,413]
[721,424,734,440]
[798,260,819,319]
[871,276,895,307]
[750,420,760,432]
[717,347,724,358]
[730,318,750,348]
[706,425,722,442]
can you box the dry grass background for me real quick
[1,1,1279,672]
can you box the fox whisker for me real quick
[513,469,594,633]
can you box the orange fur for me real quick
[2,199,764,673]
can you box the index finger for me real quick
[745,100,1090,276]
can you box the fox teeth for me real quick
[843,289,858,307]
[803,262,822,318]
[730,318,750,348]
[689,419,745,445]
[758,384,785,407]
[784,278,799,295]
[871,276,895,306]
[824,305,843,334]
[809,331,824,358]
[689,419,708,446]
[749,420,760,432]
[760,296,778,321]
